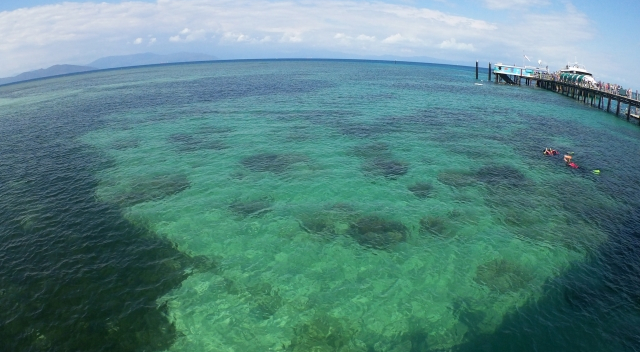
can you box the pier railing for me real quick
[480,62,639,122]
[534,76,639,122]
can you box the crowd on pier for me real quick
[536,72,637,100]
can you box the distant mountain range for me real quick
[0,65,97,86]
[0,52,217,86]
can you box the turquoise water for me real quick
[1,60,640,351]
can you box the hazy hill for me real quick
[0,52,218,86]
[88,52,217,69]
[0,65,97,86]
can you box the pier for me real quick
[477,62,640,124]
[535,76,640,122]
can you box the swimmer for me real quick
[564,154,572,163]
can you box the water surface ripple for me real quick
[1,60,639,351]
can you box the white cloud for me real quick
[483,0,549,10]
[149,37,157,44]
[382,33,404,44]
[0,0,632,85]
[439,38,474,51]
[133,37,143,44]
[381,33,420,44]
[356,34,376,42]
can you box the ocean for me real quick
[1,60,639,351]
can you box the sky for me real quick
[1,0,639,87]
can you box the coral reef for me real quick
[347,215,408,249]
[241,153,308,173]
[474,165,530,189]
[167,133,227,152]
[408,182,434,199]
[362,158,409,179]
[437,170,476,188]
[111,138,140,150]
[287,315,364,352]
[298,203,358,239]
[114,174,190,207]
[419,215,453,238]
[228,197,273,218]
[473,259,534,293]
[351,142,391,159]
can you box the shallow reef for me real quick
[240,153,308,173]
[362,158,409,179]
[223,279,283,320]
[287,314,364,352]
[474,164,530,189]
[338,122,387,138]
[228,197,273,218]
[197,126,234,134]
[408,182,434,199]
[114,174,190,207]
[111,138,140,150]
[420,215,454,238]
[167,133,227,152]
[347,215,408,249]
[437,170,477,188]
[473,258,534,293]
[351,142,391,159]
[298,203,359,240]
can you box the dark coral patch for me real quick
[111,138,140,150]
[338,122,386,138]
[298,203,358,240]
[347,216,408,249]
[351,142,391,159]
[437,170,476,188]
[473,259,534,292]
[115,174,190,207]
[222,280,283,320]
[362,158,409,179]
[229,197,273,218]
[408,182,434,199]
[420,215,453,238]
[288,315,361,352]
[474,165,530,189]
[241,153,308,173]
[197,126,233,134]
[167,133,227,152]
[247,282,284,320]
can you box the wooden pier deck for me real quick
[473,61,639,124]
[535,78,640,123]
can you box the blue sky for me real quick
[1,0,639,87]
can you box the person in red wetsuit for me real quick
[543,148,559,156]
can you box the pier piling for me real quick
[487,63,640,125]
[476,61,478,80]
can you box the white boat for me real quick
[559,62,593,76]
[559,62,597,86]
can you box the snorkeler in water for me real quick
[563,154,572,163]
